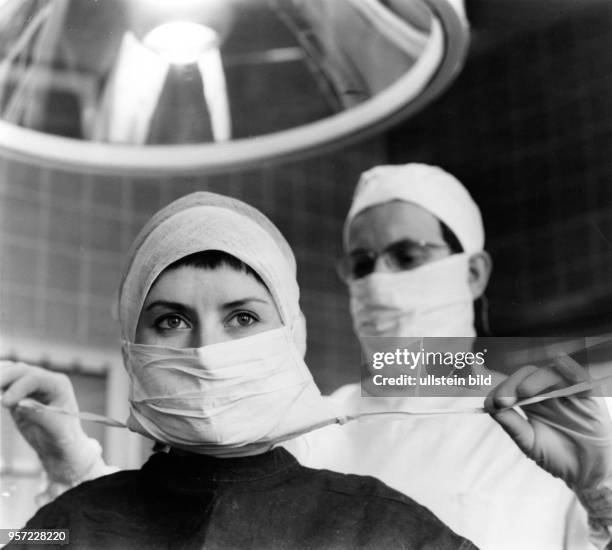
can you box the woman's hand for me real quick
[484,355,612,491]
[0,360,92,481]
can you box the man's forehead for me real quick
[347,201,444,251]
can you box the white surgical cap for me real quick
[118,192,306,355]
[344,163,485,253]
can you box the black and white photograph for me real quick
[0,1,611,549]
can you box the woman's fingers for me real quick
[485,365,540,412]
[0,361,31,390]
[2,374,44,407]
[485,352,593,416]
[485,362,582,413]
[1,361,38,405]
[552,353,590,386]
[484,366,548,457]
[0,361,72,408]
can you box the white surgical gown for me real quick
[283,383,590,550]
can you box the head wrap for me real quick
[118,192,307,355]
[344,163,485,253]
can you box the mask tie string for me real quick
[14,370,612,431]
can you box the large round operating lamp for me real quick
[0,0,469,175]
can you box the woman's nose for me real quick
[190,324,225,348]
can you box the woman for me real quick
[8,192,475,549]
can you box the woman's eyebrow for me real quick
[223,298,271,309]
[144,300,191,313]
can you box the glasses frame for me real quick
[336,238,450,282]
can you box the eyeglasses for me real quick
[336,239,450,281]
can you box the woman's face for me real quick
[135,265,282,348]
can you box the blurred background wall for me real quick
[387,3,612,336]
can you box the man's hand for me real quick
[484,355,612,491]
[1,361,92,481]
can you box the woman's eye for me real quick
[155,315,189,331]
[228,312,258,328]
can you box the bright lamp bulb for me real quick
[143,22,219,65]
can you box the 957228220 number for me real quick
[0,529,69,545]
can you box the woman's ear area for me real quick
[467,250,492,299]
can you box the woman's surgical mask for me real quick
[122,326,336,457]
[349,253,476,342]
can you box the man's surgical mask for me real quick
[349,253,476,342]
[122,326,336,457]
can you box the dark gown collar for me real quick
[141,446,301,491]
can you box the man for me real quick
[2,164,611,549]
[289,164,612,548]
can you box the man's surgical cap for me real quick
[344,163,485,253]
